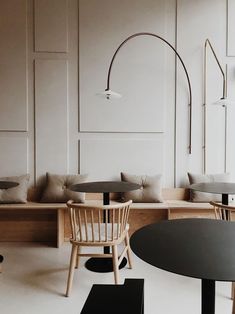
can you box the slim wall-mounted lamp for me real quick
[99,32,193,154]
[203,38,229,173]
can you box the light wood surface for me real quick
[0,187,217,245]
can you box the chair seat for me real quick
[74,223,129,242]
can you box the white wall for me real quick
[0,0,234,188]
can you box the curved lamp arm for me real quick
[203,39,227,173]
[204,38,226,101]
[104,32,192,154]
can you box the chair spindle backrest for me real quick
[210,201,233,221]
[67,200,132,243]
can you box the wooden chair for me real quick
[210,201,235,221]
[65,200,133,297]
[210,201,235,308]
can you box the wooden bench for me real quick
[0,187,67,247]
[0,187,215,247]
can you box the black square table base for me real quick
[85,257,127,273]
[81,278,144,314]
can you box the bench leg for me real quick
[57,209,65,248]
[231,282,235,300]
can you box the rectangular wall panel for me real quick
[205,105,226,173]
[227,0,235,56]
[176,0,227,185]
[0,137,28,177]
[35,60,68,178]
[226,62,235,179]
[80,138,164,183]
[34,0,68,52]
[0,0,27,131]
[79,0,175,132]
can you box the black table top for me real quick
[189,182,235,195]
[0,181,19,189]
[70,181,140,193]
[130,219,235,281]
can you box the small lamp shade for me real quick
[97,89,122,100]
[212,97,234,107]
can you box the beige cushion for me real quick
[121,172,163,203]
[188,172,230,202]
[40,173,87,203]
[0,174,30,203]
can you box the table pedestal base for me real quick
[85,257,127,273]
[202,279,215,314]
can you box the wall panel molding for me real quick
[0,0,28,131]
[227,0,235,56]
[34,59,68,178]
[34,0,68,52]
[0,137,29,177]
[80,138,165,183]
[79,0,175,133]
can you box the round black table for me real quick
[70,181,140,272]
[0,181,19,265]
[131,219,235,314]
[190,182,235,220]
[190,182,235,205]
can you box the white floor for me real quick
[0,242,233,314]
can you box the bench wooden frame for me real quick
[0,188,215,247]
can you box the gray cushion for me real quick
[0,174,30,203]
[188,172,230,202]
[40,173,87,203]
[121,172,163,203]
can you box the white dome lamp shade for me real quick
[212,97,235,107]
[97,89,122,100]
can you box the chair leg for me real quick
[125,232,133,269]
[75,246,81,269]
[233,291,235,314]
[112,245,119,284]
[66,244,78,297]
[231,282,235,300]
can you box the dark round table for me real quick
[190,182,235,205]
[70,181,140,272]
[0,181,19,265]
[130,219,235,314]
[190,182,235,220]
